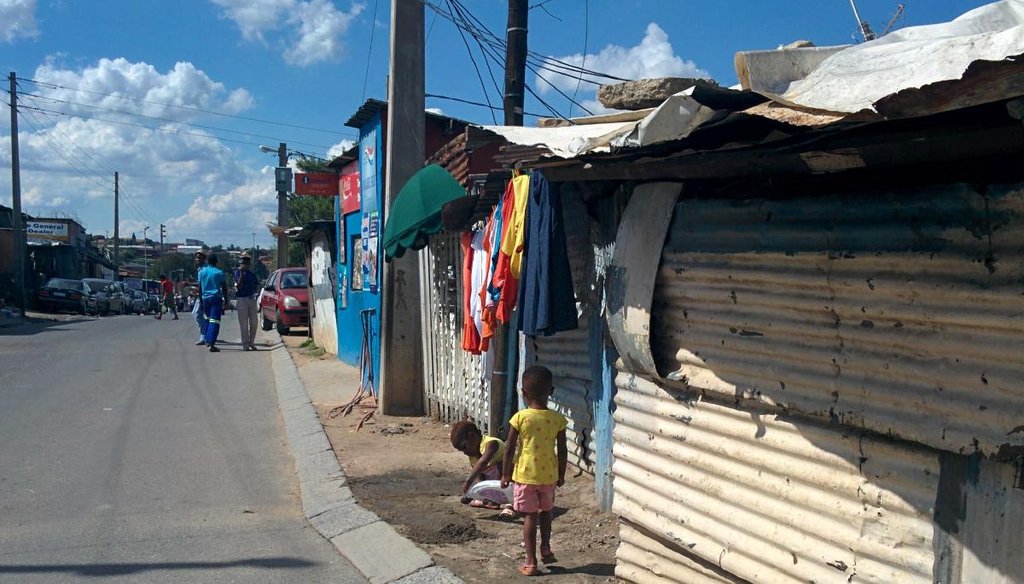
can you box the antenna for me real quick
[882,4,906,36]
[849,0,876,41]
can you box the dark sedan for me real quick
[36,278,98,315]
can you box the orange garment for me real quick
[493,174,530,323]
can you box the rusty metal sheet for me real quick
[612,372,939,584]
[650,181,1024,459]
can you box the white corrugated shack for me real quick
[465,3,1024,582]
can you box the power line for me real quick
[18,91,337,152]
[425,93,546,118]
[570,0,589,118]
[18,76,357,137]
[445,0,498,124]
[361,0,380,101]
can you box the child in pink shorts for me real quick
[501,365,567,576]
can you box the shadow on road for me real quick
[0,317,93,337]
[0,557,319,576]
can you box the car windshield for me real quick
[45,279,82,291]
[280,272,307,289]
[84,279,111,291]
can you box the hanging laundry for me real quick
[519,170,578,336]
[493,173,530,323]
[469,230,487,344]
[460,232,481,354]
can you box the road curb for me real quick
[267,332,463,584]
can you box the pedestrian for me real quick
[155,274,178,320]
[198,253,227,353]
[501,365,568,577]
[233,256,260,351]
[192,251,208,344]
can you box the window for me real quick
[351,236,363,291]
[280,272,307,289]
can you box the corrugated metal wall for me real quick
[532,316,597,473]
[612,372,939,584]
[650,183,1024,459]
[419,233,490,432]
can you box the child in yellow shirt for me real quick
[450,420,514,515]
[501,365,567,576]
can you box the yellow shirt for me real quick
[499,174,530,279]
[509,408,567,485]
[470,435,506,470]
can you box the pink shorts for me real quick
[513,483,556,514]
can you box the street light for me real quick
[142,225,149,278]
[259,143,288,270]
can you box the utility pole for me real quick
[378,0,426,416]
[113,172,120,277]
[503,0,529,126]
[8,72,26,312]
[159,223,165,254]
[487,0,531,436]
[277,142,288,270]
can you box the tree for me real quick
[287,190,334,268]
[150,253,196,282]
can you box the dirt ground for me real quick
[281,334,621,582]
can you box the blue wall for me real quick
[335,113,383,389]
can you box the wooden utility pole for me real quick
[378,0,426,416]
[488,0,530,436]
[277,142,288,269]
[8,72,26,312]
[114,172,120,276]
[503,0,529,126]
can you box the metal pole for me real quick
[9,72,26,312]
[143,226,148,278]
[113,172,119,277]
[849,0,876,41]
[277,142,288,269]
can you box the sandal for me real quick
[518,564,542,576]
[469,499,500,509]
[540,548,557,564]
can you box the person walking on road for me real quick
[192,251,208,344]
[233,256,260,351]
[198,254,227,353]
[156,274,179,320]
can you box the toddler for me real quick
[450,420,507,509]
[501,365,567,576]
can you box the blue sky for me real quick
[0,0,994,246]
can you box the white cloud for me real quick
[31,57,254,121]
[211,0,364,66]
[326,138,355,159]
[165,168,278,241]
[0,58,270,245]
[0,0,38,42]
[537,23,709,113]
[425,107,444,116]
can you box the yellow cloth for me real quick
[470,435,506,470]
[509,408,567,485]
[499,174,530,278]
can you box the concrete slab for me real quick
[309,501,380,539]
[331,521,434,584]
[394,566,465,584]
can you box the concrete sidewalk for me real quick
[266,331,463,584]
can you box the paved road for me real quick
[0,313,366,583]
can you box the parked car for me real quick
[259,268,309,334]
[146,293,160,314]
[83,278,128,315]
[36,278,98,315]
[127,289,147,314]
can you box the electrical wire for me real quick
[361,0,379,101]
[570,0,589,118]
[18,91,337,152]
[445,0,498,124]
[18,76,357,138]
[425,93,546,118]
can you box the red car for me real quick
[260,268,309,334]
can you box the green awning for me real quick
[383,164,466,260]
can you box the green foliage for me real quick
[150,253,196,281]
